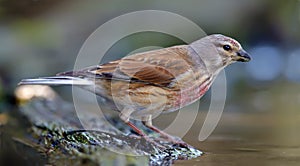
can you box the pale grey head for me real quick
[190,34,251,74]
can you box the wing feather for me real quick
[59,45,198,87]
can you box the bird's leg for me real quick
[125,121,145,136]
[119,108,145,136]
[142,115,188,147]
[119,108,165,149]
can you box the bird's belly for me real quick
[91,79,212,117]
[93,80,171,112]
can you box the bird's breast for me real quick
[171,75,213,110]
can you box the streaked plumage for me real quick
[19,34,251,146]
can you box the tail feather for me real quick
[19,76,93,86]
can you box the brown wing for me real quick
[116,59,174,86]
[118,45,195,86]
[61,45,196,87]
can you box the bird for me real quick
[19,34,251,147]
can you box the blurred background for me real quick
[0,0,300,165]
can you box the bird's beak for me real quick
[235,49,251,62]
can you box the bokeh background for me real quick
[0,0,300,165]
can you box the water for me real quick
[163,112,300,166]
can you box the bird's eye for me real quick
[223,45,232,51]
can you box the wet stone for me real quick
[18,96,202,165]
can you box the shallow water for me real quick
[159,112,300,166]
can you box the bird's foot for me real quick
[144,125,189,148]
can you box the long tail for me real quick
[19,76,93,86]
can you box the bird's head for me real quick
[190,34,251,73]
[208,34,251,63]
